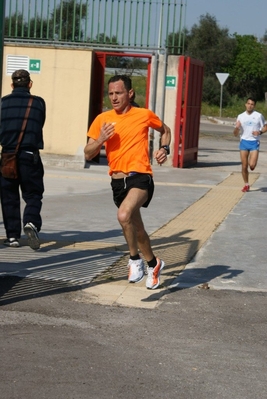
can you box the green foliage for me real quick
[5,0,87,41]
[94,33,118,45]
[28,17,49,39]
[166,28,188,55]
[106,56,147,70]
[5,13,49,39]
[202,99,267,119]
[261,29,267,44]
[227,35,267,99]
[184,14,236,77]
[202,76,231,106]
[50,0,87,41]
[182,13,267,104]
[5,14,27,37]
[180,13,236,105]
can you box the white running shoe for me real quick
[24,222,40,250]
[4,238,20,248]
[146,258,165,289]
[128,258,145,283]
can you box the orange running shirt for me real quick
[87,107,163,176]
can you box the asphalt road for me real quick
[200,117,235,135]
[1,283,266,399]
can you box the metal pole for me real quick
[177,0,184,54]
[220,84,223,117]
[0,0,6,99]
[182,0,187,54]
[157,0,163,51]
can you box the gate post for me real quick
[173,56,185,167]
[173,57,204,168]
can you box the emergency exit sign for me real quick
[29,59,41,73]
[165,76,176,88]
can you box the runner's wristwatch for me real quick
[160,145,170,155]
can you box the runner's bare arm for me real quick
[84,122,115,161]
[153,122,171,165]
[157,122,171,146]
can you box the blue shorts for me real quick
[239,139,260,151]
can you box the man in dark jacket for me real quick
[0,69,46,249]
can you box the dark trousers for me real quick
[0,151,44,238]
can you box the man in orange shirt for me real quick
[84,75,171,289]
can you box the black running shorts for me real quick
[111,173,154,208]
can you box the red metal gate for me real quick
[173,56,204,168]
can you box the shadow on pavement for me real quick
[0,276,83,306]
[141,264,244,302]
[196,161,240,168]
[0,229,204,306]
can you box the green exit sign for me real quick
[29,59,41,73]
[165,76,176,88]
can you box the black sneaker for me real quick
[23,222,40,250]
[4,238,20,248]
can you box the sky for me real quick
[185,0,266,39]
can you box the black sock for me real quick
[147,256,157,268]
[130,254,140,261]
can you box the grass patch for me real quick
[202,100,267,118]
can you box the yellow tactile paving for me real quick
[79,172,259,308]
[45,241,128,251]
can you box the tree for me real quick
[5,13,49,39]
[185,14,236,77]
[93,33,118,45]
[27,17,49,39]
[202,76,231,106]
[166,28,188,55]
[5,13,26,37]
[260,29,267,44]
[180,14,236,104]
[106,54,147,71]
[227,34,267,99]
[50,0,87,41]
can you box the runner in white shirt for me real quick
[233,97,267,192]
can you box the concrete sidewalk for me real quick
[1,130,267,308]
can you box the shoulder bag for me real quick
[1,96,33,179]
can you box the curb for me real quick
[206,116,235,126]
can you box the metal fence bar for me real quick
[109,0,114,43]
[127,0,132,46]
[102,0,107,44]
[4,0,186,53]
[20,0,24,37]
[115,1,121,46]
[165,0,171,47]
[40,0,44,39]
[27,0,30,37]
[140,0,145,47]
[58,1,62,40]
[133,1,139,46]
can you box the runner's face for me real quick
[108,80,132,113]
[245,100,255,114]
